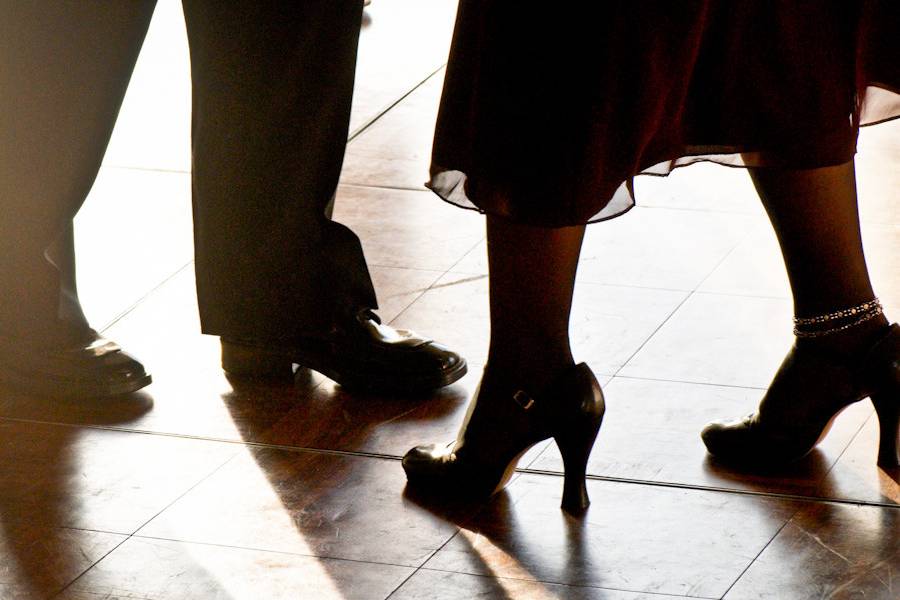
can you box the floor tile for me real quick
[390,570,686,600]
[699,220,899,309]
[0,420,234,534]
[59,537,413,600]
[527,377,872,499]
[816,412,900,506]
[332,185,484,272]
[370,266,446,324]
[24,7,897,600]
[75,167,193,331]
[261,363,476,456]
[103,0,458,173]
[0,523,124,600]
[351,0,457,135]
[452,207,756,293]
[576,208,754,291]
[861,223,900,310]
[619,292,794,388]
[857,119,900,226]
[724,502,900,600]
[421,474,800,598]
[697,221,790,299]
[393,273,687,374]
[0,268,317,443]
[261,364,610,461]
[138,450,466,568]
[635,162,764,215]
[342,70,443,190]
[633,118,900,228]
[101,0,191,173]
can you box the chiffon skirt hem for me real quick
[428,1,900,228]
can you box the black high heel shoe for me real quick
[702,323,900,467]
[402,363,605,514]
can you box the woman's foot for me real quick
[701,323,900,467]
[403,363,605,513]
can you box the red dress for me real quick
[428,1,900,226]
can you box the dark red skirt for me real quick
[429,1,900,226]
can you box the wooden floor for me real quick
[2,2,898,598]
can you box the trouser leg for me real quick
[0,2,156,342]
[182,0,377,342]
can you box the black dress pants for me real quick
[0,1,376,345]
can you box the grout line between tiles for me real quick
[347,65,446,142]
[52,451,240,598]
[521,468,900,510]
[384,569,421,599]
[102,164,191,175]
[49,533,133,600]
[439,272,702,296]
[608,291,693,380]
[679,289,790,302]
[128,452,242,537]
[127,533,421,571]
[341,182,429,193]
[716,507,798,599]
[4,415,896,511]
[383,525,467,599]
[378,270,449,326]
[609,224,759,381]
[62,525,138,536]
[817,408,879,484]
[635,202,765,217]
[608,374,768,391]
[412,567,722,600]
[386,235,486,327]
[97,259,194,333]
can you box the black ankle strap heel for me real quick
[403,363,605,514]
[702,323,900,467]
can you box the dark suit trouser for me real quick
[0,1,376,345]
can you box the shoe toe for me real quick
[422,342,463,372]
[699,421,730,454]
[403,442,446,464]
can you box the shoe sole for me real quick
[222,341,467,395]
[0,368,152,399]
[314,357,468,395]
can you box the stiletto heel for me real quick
[702,323,900,466]
[872,392,900,467]
[403,363,605,510]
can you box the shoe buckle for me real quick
[513,390,535,411]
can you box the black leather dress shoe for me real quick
[0,329,151,398]
[221,309,467,394]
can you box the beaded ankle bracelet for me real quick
[793,298,883,338]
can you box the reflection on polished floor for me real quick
[2,2,899,599]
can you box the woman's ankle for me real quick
[482,354,577,397]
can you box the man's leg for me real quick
[182,1,466,393]
[183,0,375,341]
[0,2,156,396]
